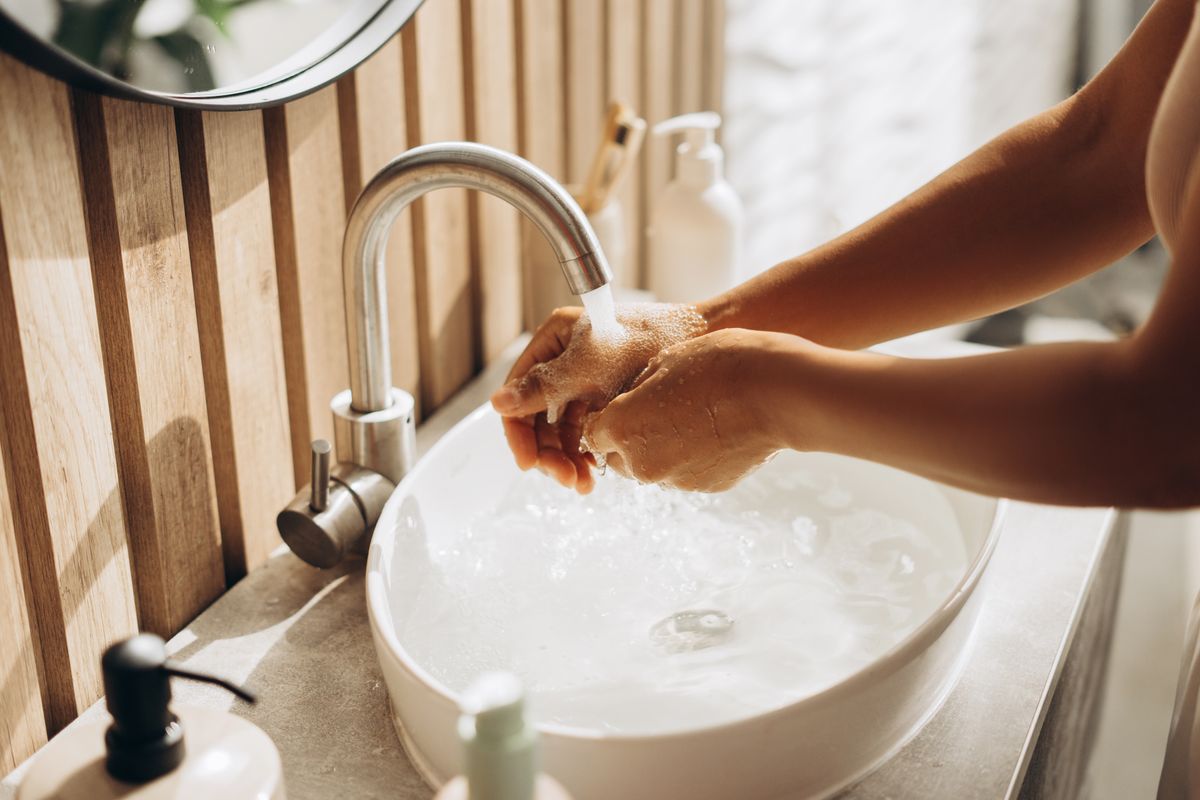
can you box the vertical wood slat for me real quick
[265,87,351,486]
[0,405,46,770]
[0,54,138,732]
[564,0,606,185]
[643,0,678,243]
[462,0,522,363]
[403,0,475,410]
[516,0,567,329]
[338,39,424,414]
[176,109,294,580]
[72,94,224,636]
[515,0,567,179]
[677,0,706,115]
[703,0,726,121]
[606,0,645,286]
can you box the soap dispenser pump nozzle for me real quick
[651,111,724,187]
[102,634,255,783]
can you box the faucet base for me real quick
[332,388,417,486]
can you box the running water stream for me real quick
[579,284,621,338]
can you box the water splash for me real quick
[393,452,969,734]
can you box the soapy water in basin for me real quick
[392,455,968,734]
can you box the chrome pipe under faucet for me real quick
[277,142,613,568]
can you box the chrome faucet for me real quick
[277,142,613,567]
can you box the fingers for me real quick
[491,369,547,417]
[493,308,580,417]
[583,404,619,456]
[502,415,538,470]
[560,401,594,494]
[501,402,596,493]
[535,413,578,488]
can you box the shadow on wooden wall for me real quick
[0,0,725,766]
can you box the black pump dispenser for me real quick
[101,634,256,783]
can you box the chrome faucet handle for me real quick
[277,447,396,569]
[310,439,331,512]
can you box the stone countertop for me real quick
[4,335,1117,800]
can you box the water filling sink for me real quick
[366,404,1004,800]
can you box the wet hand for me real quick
[490,308,594,492]
[490,303,706,493]
[583,329,793,492]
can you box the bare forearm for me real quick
[773,338,1199,507]
[704,99,1151,349]
[702,0,1192,349]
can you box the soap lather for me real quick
[18,634,285,800]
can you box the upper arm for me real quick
[1069,0,1194,191]
[1121,133,1200,503]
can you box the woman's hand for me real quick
[583,329,799,492]
[490,307,593,492]
[490,303,706,493]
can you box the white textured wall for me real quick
[724,0,1080,276]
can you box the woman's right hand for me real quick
[490,302,707,493]
[490,307,595,492]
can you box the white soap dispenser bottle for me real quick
[647,111,744,304]
[18,634,285,800]
[434,672,572,800]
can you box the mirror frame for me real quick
[0,0,422,109]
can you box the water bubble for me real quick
[395,453,968,733]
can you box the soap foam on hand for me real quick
[528,302,705,424]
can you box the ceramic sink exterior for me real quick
[366,404,1004,800]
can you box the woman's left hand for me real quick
[584,328,802,492]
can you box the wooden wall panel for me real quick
[0,55,139,732]
[643,0,678,236]
[0,406,46,770]
[0,8,722,756]
[676,0,706,116]
[565,0,606,185]
[265,87,351,485]
[339,39,424,414]
[704,0,726,120]
[176,109,294,580]
[72,94,224,636]
[462,0,523,363]
[515,0,567,179]
[606,0,645,286]
[403,0,476,409]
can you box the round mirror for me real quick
[0,0,422,108]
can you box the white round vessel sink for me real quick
[367,405,1004,800]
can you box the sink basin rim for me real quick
[365,403,1007,741]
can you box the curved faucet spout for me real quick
[343,142,613,413]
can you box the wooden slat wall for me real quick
[403,0,475,409]
[462,0,523,364]
[605,0,644,287]
[0,410,45,772]
[0,0,724,766]
[73,94,225,637]
[339,39,423,411]
[176,109,294,580]
[266,87,352,486]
